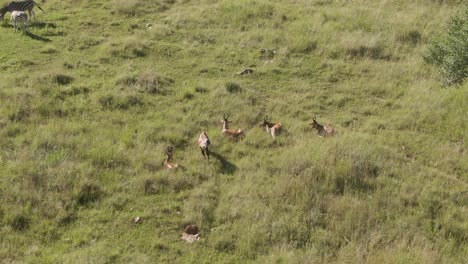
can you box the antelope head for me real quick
[259,115,282,138]
[310,116,336,137]
[221,114,230,127]
[310,116,322,130]
[259,115,270,128]
[166,146,174,157]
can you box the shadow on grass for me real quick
[25,31,51,42]
[30,21,57,29]
[210,152,238,174]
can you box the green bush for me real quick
[7,213,31,231]
[425,7,468,85]
[76,183,103,206]
[225,82,242,93]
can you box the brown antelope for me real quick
[163,146,178,169]
[221,114,245,140]
[259,115,282,138]
[310,116,336,137]
[197,131,211,160]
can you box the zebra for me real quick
[0,0,44,21]
[10,10,28,32]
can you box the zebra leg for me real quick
[29,9,34,21]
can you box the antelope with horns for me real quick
[259,115,282,138]
[221,114,245,140]
[310,116,336,137]
[163,146,178,169]
[197,131,211,160]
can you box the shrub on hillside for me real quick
[342,34,390,60]
[117,71,174,95]
[7,212,30,231]
[8,108,30,122]
[396,29,422,45]
[424,7,468,86]
[98,94,143,110]
[76,183,103,206]
[113,0,138,16]
[225,82,242,93]
[143,178,169,194]
[102,38,149,58]
[51,73,74,85]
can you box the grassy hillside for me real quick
[0,0,466,263]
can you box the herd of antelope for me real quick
[164,115,336,169]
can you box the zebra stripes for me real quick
[0,0,44,20]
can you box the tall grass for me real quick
[0,0,466,263]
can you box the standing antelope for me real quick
[163,146,178,169]
[259,115,282,138]
[197,131,211,160]
[221,114,245,140]
[310,116,336,137]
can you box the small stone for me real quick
[238,68,254,75]
[133,216,141,224]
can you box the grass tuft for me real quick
[225,82,242,93]
[7,212,31,231]
[76,183,103,206]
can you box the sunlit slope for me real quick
[0,0,466,263]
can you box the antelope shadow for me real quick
[210,152,238,175]
[25,31,51,42]
[30,21,57,29]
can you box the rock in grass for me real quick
[133,216,142,224]
[238,68,254,75]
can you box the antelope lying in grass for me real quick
[221,114,245,140]
[310,116,336,137]
[259,115,282,138]
[197,131,211,160]
[182,224,200,243]
[163,146,178,169]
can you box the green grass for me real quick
[0,0,467,263]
